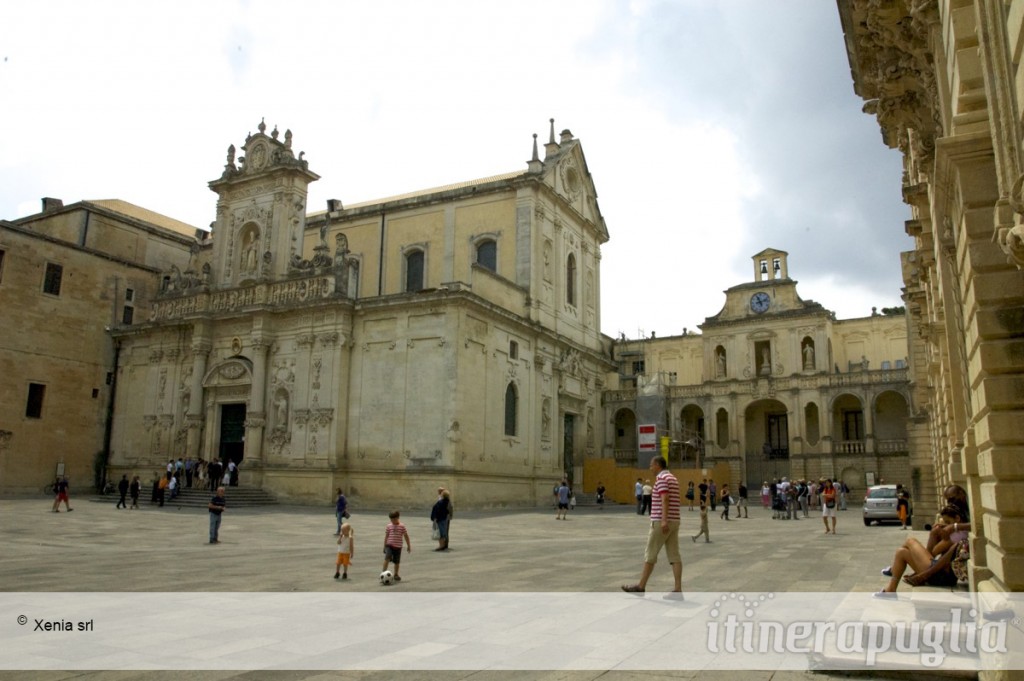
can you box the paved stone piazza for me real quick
[0,496,967,681]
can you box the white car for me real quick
[862,484,909,526]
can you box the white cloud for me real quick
[0,0,909,338]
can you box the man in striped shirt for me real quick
[621,456,683,595]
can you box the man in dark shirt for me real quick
[116,475,129,509]
[209,486,226,544]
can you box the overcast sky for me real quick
[0,0,909,339]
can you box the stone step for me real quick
[91,486,278,508]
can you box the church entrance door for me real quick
[219,403,246,465]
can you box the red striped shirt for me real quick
[384,522,408,548]
[651,469,680,521]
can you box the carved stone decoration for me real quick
[219,363,246,380]
[272,389,290,430]
[558,348,582,377]
[1002,175,1024,268]
[541,399,551,441]
[244,414,266,429]
[268,427,291,455]
[231,337,243,355]
[848,0,941,161]
[586,408,594,447]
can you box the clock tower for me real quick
[699,248,831,380]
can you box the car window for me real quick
[866,487,896,499]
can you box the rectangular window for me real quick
[895,359,906,369]
[509,340,518,360]
[881,360,892,370]
[43,263,63,295]
[122,286,135,325]
[631,360,645,375]
[26,383,46,418]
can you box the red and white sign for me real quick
[638,424,658,452]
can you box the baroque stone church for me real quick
[106,119,613,505]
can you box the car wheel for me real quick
[863,518,871,526]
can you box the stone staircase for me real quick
[167,486,278,508]
[93,485,279,508]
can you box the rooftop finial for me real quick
[271,125,279,140]
[544,118,560,160]
[527,133,543,174]
[258,118,266,134]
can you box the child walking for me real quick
[897,491,910,530]
[334,522,354,580]
[692,501,711,543]
[382,510,411,583]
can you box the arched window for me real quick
[504,383,518,437]
[476,239,497,272]
[566,253,577,306]
[405,250,424,292]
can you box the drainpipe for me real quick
[377,212,385,296]
[80,209,91,247]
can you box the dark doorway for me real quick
[766,413,789,458]
[220,403,246,465]
[563,413,575,486]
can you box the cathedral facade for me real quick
[105,120,613,505]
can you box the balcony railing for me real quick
[613,449,637,464]
[877,439,908,454]
[833,440,866,454]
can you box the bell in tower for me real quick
[753,248,789,282]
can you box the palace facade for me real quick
[837,0,1024,601]
[600,249,921,509]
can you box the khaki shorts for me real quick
[643,520,681,564]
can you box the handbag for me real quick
[951,538,970,582]
[431,521,441,540]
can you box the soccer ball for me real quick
[379,570,394,585]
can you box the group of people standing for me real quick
[148,457,238,507]
[760,477,846,533]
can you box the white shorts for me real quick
[822,506,836,518]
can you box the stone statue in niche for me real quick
[541,401,551,440]
[242,231,259,274]
[803,343,815,370]
[274,391,289,429]
[761,347,771,376]
[716,349,726,378]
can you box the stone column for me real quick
[187,337,210,458]
[245,336,271,469]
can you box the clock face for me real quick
[750,292,771,314]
